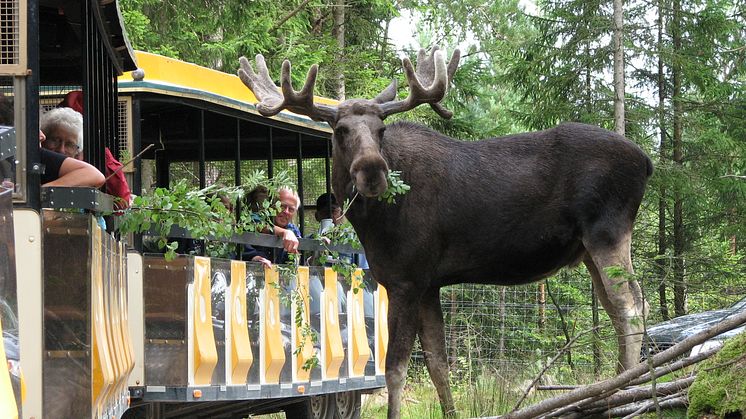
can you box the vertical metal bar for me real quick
[155,149,169,188]
[199,110,205,188]
[131,97,142,196]
[268,126,273,178]
[296,132,304,236]
[235,119,241,187]
[24,0,40,209]
[325,136,332,195]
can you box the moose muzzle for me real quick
[350,155,389,198]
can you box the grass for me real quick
[253,360,700,418]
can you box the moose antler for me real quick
[377,46,461,119]
[238,54,337,123]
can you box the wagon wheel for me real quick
[284,394,336,419]
[334,391,361,419]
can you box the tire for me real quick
[284,394,336,419]
[334,391,361,419]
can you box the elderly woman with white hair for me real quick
[40,107,83,159]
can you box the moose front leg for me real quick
[385,292,421,419]
[418,288,456,418]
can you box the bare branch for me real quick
[269,0,314,33]
[513,327,600,411]
[498,309,746,419]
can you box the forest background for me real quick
[117,0,745,406]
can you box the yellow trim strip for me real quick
[293,267,314,382]
[118,51,336,133]
[375,285,389,375]
[261,267,285,384]
[348,270,370,377]
[229,261,252,384]
[323,268,344,380]
[192,257,218,385]
[91,223,115,414]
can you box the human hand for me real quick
[253,256,272,269]
[282,229,299,253]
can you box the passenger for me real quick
[313,192,368,269]
[40,107,83,158]
[244,185,300,253]
[39,130,105,188]
[243,186,302,268]
[314,192,343,228]
[53,91,133,209]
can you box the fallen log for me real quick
[627,345,720,386]
[562,376,695,418]
[497,309,746,419]
[601,394,687,418]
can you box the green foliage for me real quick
[687,332,746,419]
[377,170,411,204]
[118,170,291,260]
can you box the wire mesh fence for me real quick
[433,273,620,379]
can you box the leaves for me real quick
[378,170,411,204]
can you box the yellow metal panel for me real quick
[262,267,285,384]
[120,243,136,377]
[91,225,115,412]
[376,285,389,375]
[119,51,339,110]
[0,316,18,419]
[293,267,314,382]
[229,261,252,384]
[323,268,344,379]
[348,270,370,377]
[101,235,122,415]
[192,257,218,385]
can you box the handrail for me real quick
[151,225,365,255]
[40,187,114,212]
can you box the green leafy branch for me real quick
[378,170,411,204]
[118,170,291,260]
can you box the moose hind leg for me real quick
[583,230,647,372]
[385,292,421,419]
[418,289,456,418]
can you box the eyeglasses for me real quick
[45,136,80,155]
[280,202,297,214]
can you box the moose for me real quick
[238,48,653,418]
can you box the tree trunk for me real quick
[332,0,346,100]
[656,0,670,321]
[612,0,625,136]
[671,0,686,317]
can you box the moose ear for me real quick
[373,79,398,104]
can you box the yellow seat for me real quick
[293,267,314,382]
[228,261,252,384]
[262,266,285,384]
[375,285,389,375]
[323,268,344,380]
[91,225,115,415]
[348,269,370,377]
[192,256,218,385]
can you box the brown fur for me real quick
[331,116,652,418]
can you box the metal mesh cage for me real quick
[117,97,133,171]
[0,0,25,74]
